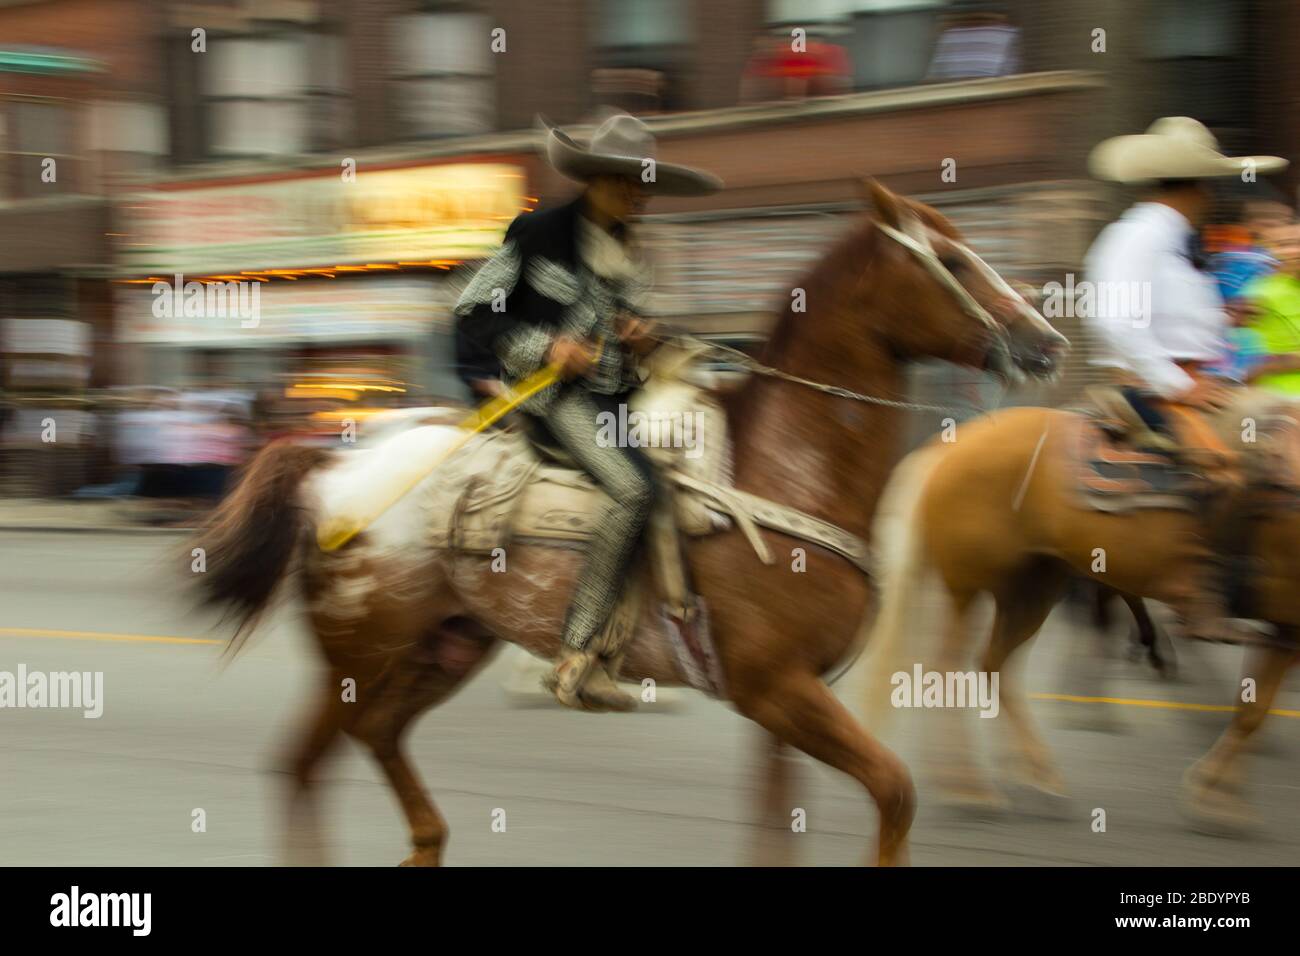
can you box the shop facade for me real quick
[115,157,533,406]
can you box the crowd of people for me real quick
[80,388,257,504]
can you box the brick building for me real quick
[5,0,1298,429]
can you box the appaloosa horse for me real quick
[191,180,1066,866]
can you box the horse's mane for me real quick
[756,196,960,365]
[724,195,962,425]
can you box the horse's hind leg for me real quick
[748,733,803,866]
[735,672,915,866]
[281,670,351,866]
[985,563,1069,802]
[930,589,1006,811]
[347,618,499,866]
[1182,633,1300,833]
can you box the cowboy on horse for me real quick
[1083,116,1288,643]
[452,112,722,710]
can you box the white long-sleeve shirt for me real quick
[1082,202,1228,398]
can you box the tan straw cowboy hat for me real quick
[541,112,722,196]
[1089,116,1288,184]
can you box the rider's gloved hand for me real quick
[548,336,597,379]
[617,314,658,356]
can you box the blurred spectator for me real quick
[740,30,852,103]
[1204,201,1290,382]
[925,1,1022,82]
[1240,217,1300,395]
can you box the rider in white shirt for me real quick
[1086,198,1229,401]
[1083,117,1289,642]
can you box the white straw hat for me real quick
[1089,116,1288,184]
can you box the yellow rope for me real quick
[316,362,562,552]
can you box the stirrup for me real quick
[543,646,638,712]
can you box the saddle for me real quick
[406,342,873,694]
[1070,387,1300,512]
[1068,416,1204,512]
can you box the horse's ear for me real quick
[860,178,903,230]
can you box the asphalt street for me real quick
[0,530,1296,866]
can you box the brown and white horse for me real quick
[191,180,1066,866]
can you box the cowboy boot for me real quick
[543,645,599,710]
[578,651,638,712]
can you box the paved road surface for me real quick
[1,531,1296,866]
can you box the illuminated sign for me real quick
[118,163,527,275]
[116,278,447,346]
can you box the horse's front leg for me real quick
[734,671,915,866]
[1182,635,1299,834]
[747,733,803,866]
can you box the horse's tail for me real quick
[857,440,947,730]
[191,441,333,654]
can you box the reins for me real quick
[650,217,1012,416]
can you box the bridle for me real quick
[679,214,1018,415]
[874,219,1002,334]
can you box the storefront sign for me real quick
[116,277,446,346]
[118,162,526,275]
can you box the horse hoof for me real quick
[1179,788,1254,838]
[1008,781,1072,819]
[935,786,1010,819]
[398,846,443,867]
[1180,767,1254,838]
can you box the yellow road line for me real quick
[0,627,220,647]
[0,629,1296,720]
[1030,691,1300,719]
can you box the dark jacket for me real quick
[453,198,582,391]
[453,196,646,410]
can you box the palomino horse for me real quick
[859,392,1300,829]
[191,180,1066,866]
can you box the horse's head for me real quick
[856,180,1068,381]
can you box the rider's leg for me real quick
[1150,398,1259,643]
[1115,385,1180,453]
[540,388,655,709]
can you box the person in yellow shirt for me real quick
[1244,219,1300,396]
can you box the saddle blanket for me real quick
[1068,415,1204,512]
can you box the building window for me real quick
[305,33,351,152]
[390,10,495,139]
[1144,0,1248,132]
[87,100,168,184]
[3,100,80,199]
[592,0,692,112]
[845,1,949,90]
[203,30,347,158]
[1147,0,1243,58]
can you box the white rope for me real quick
[1012,422,1051,512]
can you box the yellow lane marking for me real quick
[0,627,221,647]
[1030,692,1300,719]
[0,629,1296,719]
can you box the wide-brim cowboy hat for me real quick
[541,112,722,197]
[1089,116,1288,184]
